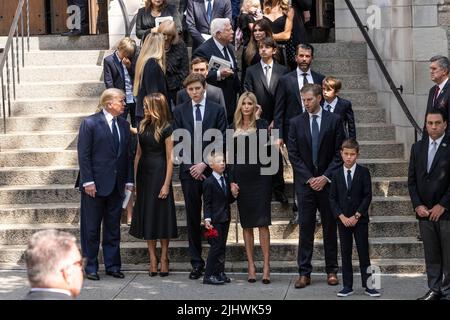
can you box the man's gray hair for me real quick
[25,230,77,287]
[210,18,231,37]
[430,55,450,73]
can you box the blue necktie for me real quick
[311,115,319,167]
[207,0,212,23]
[112,117,120,154]
[220,176,227,195]
[346,169,352,190]
[195,104,202,122]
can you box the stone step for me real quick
[0,215,418,246]
[0,166,79,186]
[356,124,395,141]
[11,98,98,116]
[23,50,109,66]
[354,107,386,123]
[0,149,78,167]
[0,131,76,149]
[0,34,109,51]
[0,114,89,132]
[16,81,104,99]
[359,159,408,177]
[313,42,367,59]
[19,65,103,82]
[314,58,368,75]
[0,237,424,264]
[358,141,404,159]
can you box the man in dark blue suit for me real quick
[287,84,344,289]
[192,18,241,125]
[173,73,227,280]
[77,88,134,281]
[186,0,232,51]
[103,37,139,128]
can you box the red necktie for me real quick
[433,86,440,105]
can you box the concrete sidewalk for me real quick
[0,270,428,300]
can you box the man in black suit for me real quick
[24,230,83,300]
[287,84,344,289]
[192,18,241,125]
[186,0,232,50]
[244,37,289,203]
[424,55,450,137]
[408,109,450,300]
[274,43,325,219]
[62,0,88,36]
[103,37,139,128]
[176,57,226,108]
[202,153,237,285]
[173,73,227,280]
[77,88,134,281]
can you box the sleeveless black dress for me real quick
[129,124,178,240]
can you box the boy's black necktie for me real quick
[346,169,352,190]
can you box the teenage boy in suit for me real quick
[329,138,380,297]
[202,153,238,285]
[322,76,356,139]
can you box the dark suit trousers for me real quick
[181,178,205,269]
[419,220,450,297]
[272,151,285,193]
[80,185,123,274]
[338,222,371,289]
[205,221,230,278]
[297,184,338,276]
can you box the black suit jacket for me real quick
[202,174,235,223]
[103,48,139,92]
[322,97,356,139]
[24,290,73,300]
[287,110,344,186]
[244,61,288,124]
[274,69,325,140]
[329,164,372,223]
[408,134,450,220]
[176,84,225,108]
[424,81,450,136]
[173,99,227,180]
[192,38,241,120]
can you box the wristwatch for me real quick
[354,213,362,220]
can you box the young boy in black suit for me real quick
[329,139,380,297]
[202,153,238,285]
[322,76,356,139]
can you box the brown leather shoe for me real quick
[327,273,339,286]
[294,276,311,289]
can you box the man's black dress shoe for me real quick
[417,290,441,300]
[203,275,225,285]
[274,191,288,204]
[189,267,203,280]
[105,271,125,279]
[218,272,231,283]
[86,273,100,281]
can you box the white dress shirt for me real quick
[297,68,314,111]
[192,94,206,128]
[30,288,72,297]
[343,163,356,188]
[428,134,445,170]
[436,78,449,97]
[261,60,274,85]
[323,97,338,113]
[204,0,214,12]
[213,37,234,69]
[115,51,134,104]
[308,107,323,133]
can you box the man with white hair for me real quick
[192,17,241,124]
[24,230,84,300]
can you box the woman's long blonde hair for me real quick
[233,92,258,130]
[139,93,172,142]
[133,33,166,96]
[95,88,125,113]
[263,0,289,15]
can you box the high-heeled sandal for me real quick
[247,263,256,283]
[149,259,158,277]
[159,258,169,277]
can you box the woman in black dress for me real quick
[158,20,189,110]
[229,92,272,284]
[129,93,177,277]
[133,32,168,126]
[136,0,182,43]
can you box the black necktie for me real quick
[346,169,352,190]
[220,176,227,195]
[302,73,309,87]
[433,85,440,105]
[195,104,202,122]
[311,115,319,167]
[112,117,120,154]
[223,47,231,65]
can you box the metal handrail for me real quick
[343,0,423,140]
[1,0,30,134]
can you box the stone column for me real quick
[107,0,144,49]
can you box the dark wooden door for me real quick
[0,0,46,36]
[89,0,109,34]
[50,0,70,34]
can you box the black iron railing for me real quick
[344,0,422,140]
[1,0,30,134]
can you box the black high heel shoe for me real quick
[262,265,270,284]
[247,264,256,283]
[149,260,158,277]
[159,259,169,277]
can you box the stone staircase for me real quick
[0,35,423,273]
